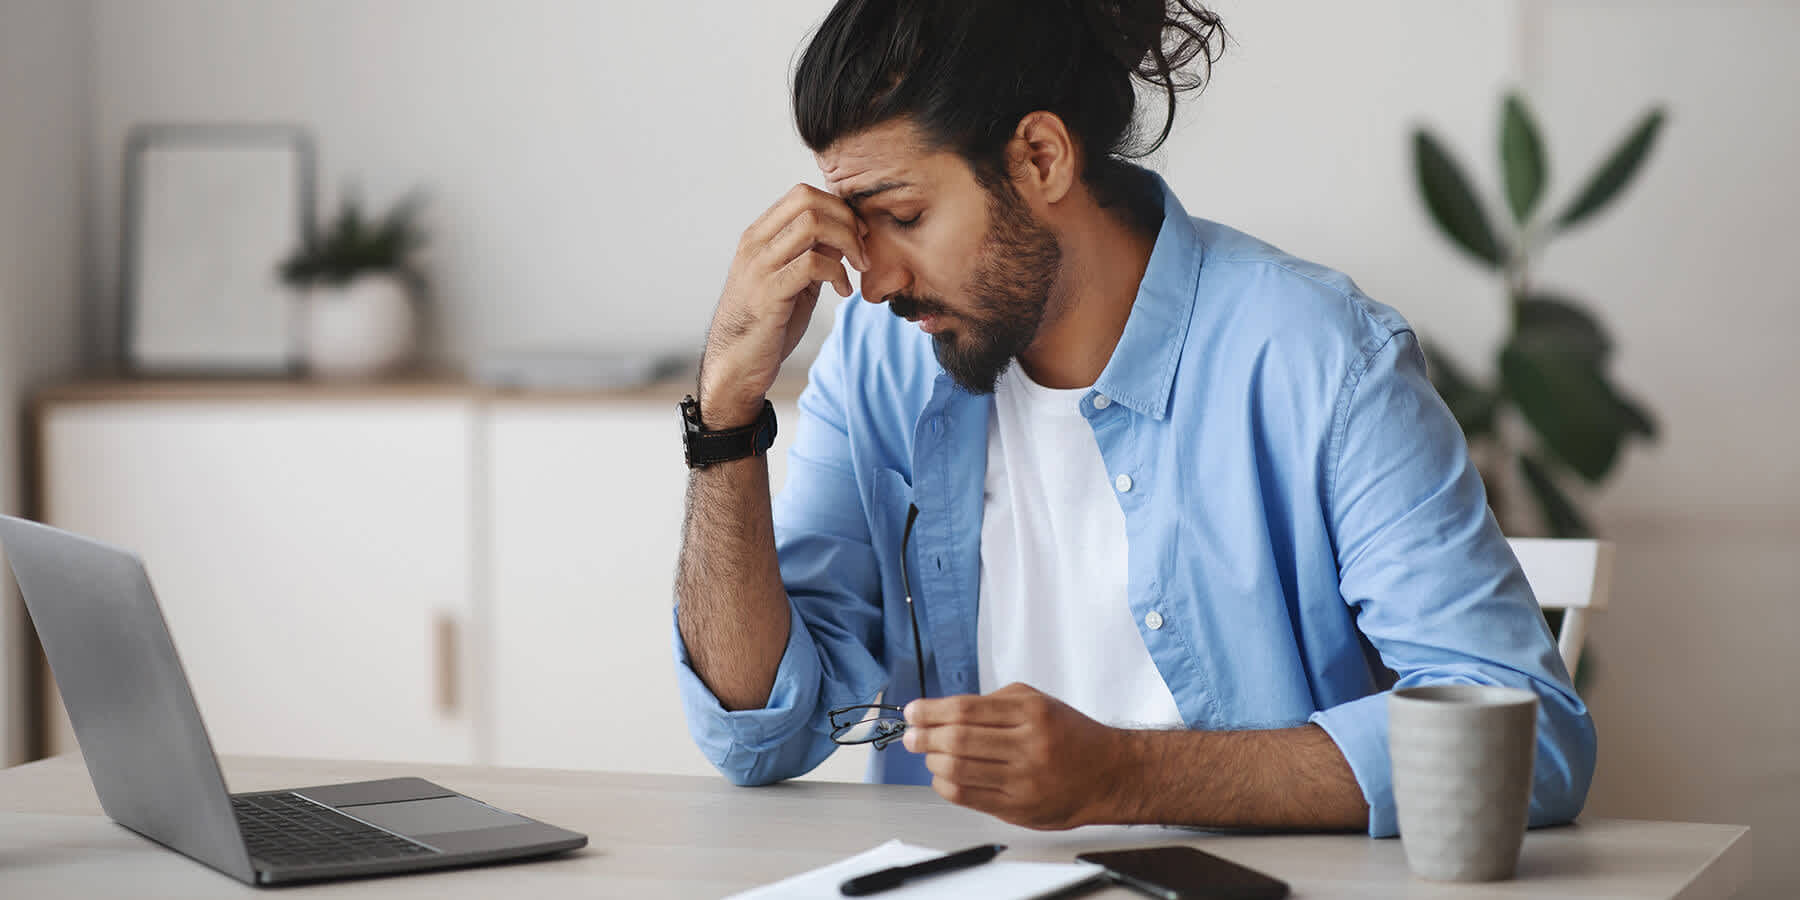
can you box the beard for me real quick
[886,179,1062,395]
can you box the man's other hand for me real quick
[903,682,1130,829]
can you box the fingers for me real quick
[905,691,1028,728]
[759,207,868,276]
[746,182,840,242]
[772,250,853,299]
[742,184,868,271]
[923,752,1013,790]
[931,777,1011,812]
[790,285,822,332]
[782,286,823,358]
[903,722,1021,760]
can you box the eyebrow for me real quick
[844,180,911,209]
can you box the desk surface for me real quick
[0,754,1750,899]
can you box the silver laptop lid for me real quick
[0,515,253,881]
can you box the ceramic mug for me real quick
[1389,684,1538,882]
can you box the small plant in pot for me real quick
[279,188,428,379]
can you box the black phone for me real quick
[1075,846,1289,900]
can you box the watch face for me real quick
[679,397,699,468]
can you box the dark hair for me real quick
[793,0,1227,230]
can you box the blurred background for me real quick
[0,1,1794,895]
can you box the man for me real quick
[672,0,1594,837]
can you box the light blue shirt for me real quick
[673,175,1595,837]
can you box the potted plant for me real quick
[279,188,428,378]
[1412,92,1666,540]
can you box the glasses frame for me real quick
[828,504,925,750]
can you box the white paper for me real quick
[726,840,1104,900]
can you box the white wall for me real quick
[87,0,834,368]
[0,0,91,765]
[86,0,1526,373]
[62,1,1800,894]
[1533,4,1800,896]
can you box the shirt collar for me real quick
[1091,172,1203,422]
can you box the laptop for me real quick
[0,515,587,885]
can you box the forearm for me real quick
[675,181,867,716]
[1106,724,1368,830]
[674,451,792,711]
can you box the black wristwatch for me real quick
[679,394,778,469]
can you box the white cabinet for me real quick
[484,400,868,781]
[39,397,480,764]
[31,383,869,781]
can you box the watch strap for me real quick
[681,396,777,469]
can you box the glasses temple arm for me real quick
[902,504,926,705]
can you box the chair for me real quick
[1506,538,1615,677]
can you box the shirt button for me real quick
[1092,393,1112,410]
[1115,473,1133,493]
[1145,610,1164,630]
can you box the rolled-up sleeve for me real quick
[1309,328,1597,838]
[672,303,889,785]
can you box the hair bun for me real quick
[1079,0,1226,90]
[1078,0,1169,72]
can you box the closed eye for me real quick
[892,213,922,229]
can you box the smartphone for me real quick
[1075,846,1289,900]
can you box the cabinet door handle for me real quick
[435,613,460,716]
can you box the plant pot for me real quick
[298,274,417,379]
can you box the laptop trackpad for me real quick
[344,796,532,837]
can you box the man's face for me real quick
[819,119,1062,394]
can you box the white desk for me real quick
[0,754,1751,898]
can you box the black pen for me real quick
[839,843,1008,896]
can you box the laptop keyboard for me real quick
[232,792,438,868]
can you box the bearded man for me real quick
[670,0,1593,837]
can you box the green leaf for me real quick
[277,186,428,288]
[1613,390,1659,440]
[1413,130,1506,269]
[1555,107,1667,231]
[1501,93,1548,225]
[1505,297,1658,460]
[1500,340,1628,482]
[1519,453,1591,538]
[380,190,428,243]
[1422,340,1497,438]
[1515,292,1612,363]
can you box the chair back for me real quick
[1507,538,1615,677]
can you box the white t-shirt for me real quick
[976,365,1186,729]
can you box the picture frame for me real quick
[118,123,316,375]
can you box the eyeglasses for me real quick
[828,503,924,750]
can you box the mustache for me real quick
[886,293,951,321]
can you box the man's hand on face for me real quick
[699,185,869,429]
[902,682,1130,830]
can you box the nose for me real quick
[857,228,911,306]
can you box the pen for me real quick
[839,843,1008,896]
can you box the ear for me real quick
[1008,111,1078,206]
